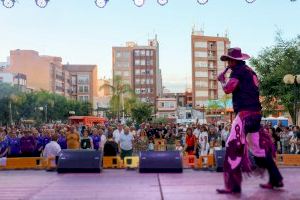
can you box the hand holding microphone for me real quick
[217,66,230,82]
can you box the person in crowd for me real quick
[280,127,290,154]
[175,140,183,152]
[33,129,44,157]
[133,129,149,154]
[66,126,80,149]
[81,130,93,149]
[119,127,134,160]
[221,125,230,148]
[43,133,61,168]
[7,131,21,157]
[20,130,36,157]
[184,127,197,155]
[148,138,154,151]
[103,133,118,156]
[289,126,299,154]
[199,125,209,156]
[43,129,52,149]
[113,124,124,144]
[91,128,101,150]
[165,128,176,151]
[216,47,283,194]
[99,128,107,150]
[0,133,8,158]
[130,126,137,137]
[57,130,67,150]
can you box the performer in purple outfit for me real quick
[216,47,283,194]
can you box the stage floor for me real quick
[0,168,299,200]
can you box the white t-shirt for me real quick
[119,133,134,151]
[193,128,201,139]
[43,141,61,166]
[113,129,124,143]
[99,134,107,150]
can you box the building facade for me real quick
[0,72,27,91]
[6,50,71,96]
[156,98,177,119]
[191,30,230,109]
[112,37,163,104]
[63,64,98,108]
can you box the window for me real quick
[114,71,122,76]
[78,95,89,102]
[71,76,76,85]
[140,59,145,66]
[194,42,207,48]
[140,50,145,56]
[194,51,207,58]
[146,50,150,56]
[146,59,153,66]
[77,75,89,84]
[135,79,140,84]
[195,71,208,78]
[196,91,208,97]
[195,61,207,68]
[195,81,208,87]
[78,85,89,93]
[116,51,122,58]
[134,50,140,56]
[123,71,129,76]
[150,50,154,56]
[134,59,141,65]
[135,70,140,75]
[217,41,224,50]
[135,89,141,94]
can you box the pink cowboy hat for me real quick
[220,47,250,61]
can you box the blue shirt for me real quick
[0,140,8,157]
[57,135,67,149]
[8,138,20,156]
[43,136,51,148]
[92,135,101,150]
[230,63,262,113]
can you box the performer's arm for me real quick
[220,78,240,94]
[217,67,239,94]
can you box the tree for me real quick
[250,33,300,124]
[131,102,153,125]
[100,75,133,120]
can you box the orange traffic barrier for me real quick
[0,157,46,170]
[102,156,124,169]
[183,155,196,168]
[196,154,215,169]
[282,154,300,166]
[124,156,139,169]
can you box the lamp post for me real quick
[283,74,300,126]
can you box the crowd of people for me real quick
[0,121,299,161]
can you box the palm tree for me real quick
[100,76,133,121]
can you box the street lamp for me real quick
[35,0,50,8]
[95,0,109,8]
[197,0,208,5]
[133,0,145,7]
[157,0,168,6]
[1,0,15,8]
[283,74,300,126]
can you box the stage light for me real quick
[245,0,256,3]
[133,0,145,7]
[95,0,109,8]
[2,0,15,8]
[35,0,49,8]
[197,0,208,5]
[157,0,168,6]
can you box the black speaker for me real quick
[139,151,183,173]
[214,149,226,172]
[57,149,102,173]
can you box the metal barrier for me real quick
[183,155,196,168]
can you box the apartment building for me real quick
[191,30,230,109]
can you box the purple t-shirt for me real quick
[9,138,21,156]
[0,141,8,157]
[43,136,51,147]
[20,136,36,153]
[92,135,101,150]
[57,135,67,149]
[35,136,44,151]
[230,63,262,113]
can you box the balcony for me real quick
[207,55,217,60]
[209,76,217,80]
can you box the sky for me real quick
[0,0,300,92]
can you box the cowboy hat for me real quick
[220,47,250,61]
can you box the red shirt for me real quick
[186,135,196,147]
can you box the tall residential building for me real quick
[6,50,71,96]
[0,72,27,92]
[112,36,162,104]
[63,64,98,108]
[191,30,230,109]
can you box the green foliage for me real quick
[99,75,133,119]
[250,33,300,123]
[0,83,92,125]
[152,117,168,124]
[131,102,153,125]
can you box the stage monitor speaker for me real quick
[214,149,226,172]
[139,151,183,173]
[57,149,102,173]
